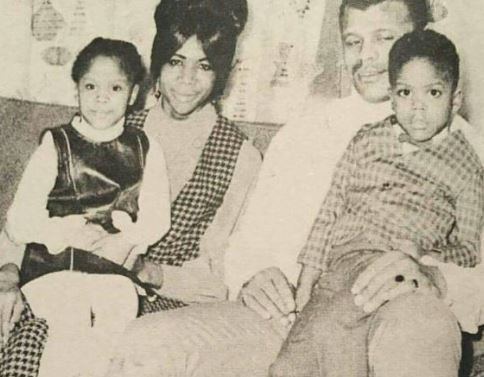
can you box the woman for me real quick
[0,0,259,375]
[129,0,259,314]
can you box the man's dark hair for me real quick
[388,29,459,91]
[339,0,429,31]
[72,37,145,86]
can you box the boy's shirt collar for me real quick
[391,114,454,154]
[71,115,125,142]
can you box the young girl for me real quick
[0,37,170,377]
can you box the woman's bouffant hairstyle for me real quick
[72,37,146,86]
[150,0,248,101]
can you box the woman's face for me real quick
[159,35,216,120]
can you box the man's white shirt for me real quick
[225,92,391,297]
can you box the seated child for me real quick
[0,37,170,377]
[271,29,484,377]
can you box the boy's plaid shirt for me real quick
[299,115,484,270]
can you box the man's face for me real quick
[341,1,415,103]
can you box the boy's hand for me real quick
[0,264,23,345]
[238,267,295,322]
[352,251,438,313]
[295,265,322,312]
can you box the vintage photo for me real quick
[0,0,484,376]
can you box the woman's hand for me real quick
[139,257,228,304]
[351,251,440,313]
[133,256,164,289]
[0,264,23,345]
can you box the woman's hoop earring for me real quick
[154,90,161,99]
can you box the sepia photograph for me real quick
[1,0,484,376]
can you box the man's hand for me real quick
[351,251,439,313]
[238,267,296,323]
[0,264,23,345]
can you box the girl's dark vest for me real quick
[45,123,148,228]
[20,122,149,285]
[125,109,247,313]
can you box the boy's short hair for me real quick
[388,29,459,91]
[72,37,145,86]
[339,0,429,31]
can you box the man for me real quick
[106,1,480,375]
[226,0,437,324]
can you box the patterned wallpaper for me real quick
[1,1,478,128]
[0,0,343,125]
[0,0,159,106]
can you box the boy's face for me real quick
[341,1,414,103]
[78,56,138,130]
[391,57,461,142]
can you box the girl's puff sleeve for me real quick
[118,136,171,254]
[5,132,86,254]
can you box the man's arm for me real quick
[296,136,357,310]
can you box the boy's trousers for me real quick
[270,250,462,377]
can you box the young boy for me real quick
[271,29,484,377]
[0,37,170,377]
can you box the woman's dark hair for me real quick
[72,37,146,86]
[151,0,248,101]
[339,0,429,31]
[389,29,459,91]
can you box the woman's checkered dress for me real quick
[0,110,246,376]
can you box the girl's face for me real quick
[77,56,138,130]
[158,36,216,120]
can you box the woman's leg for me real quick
[0,303,48,377]
[108,301,284,377]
